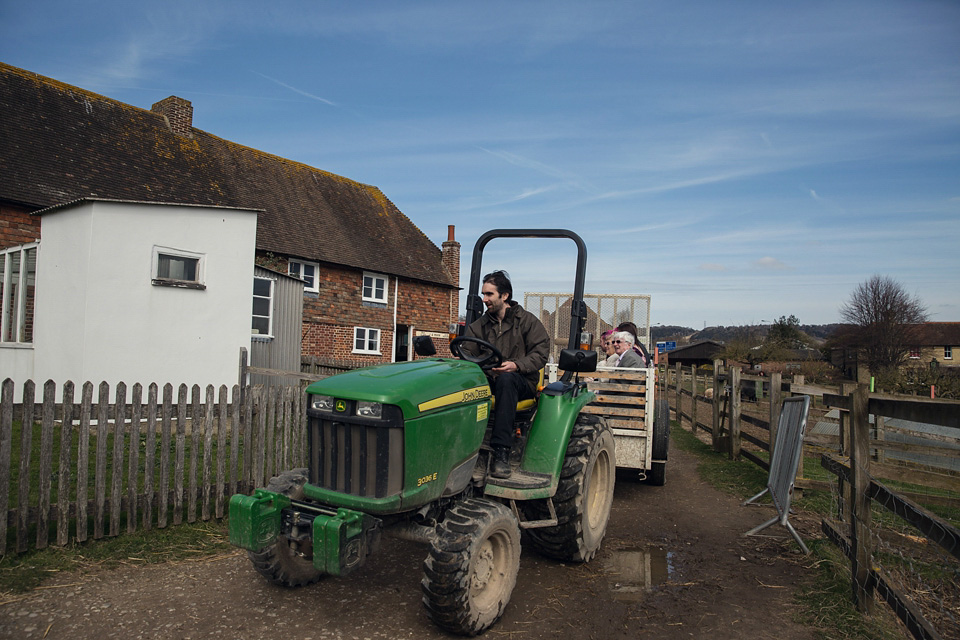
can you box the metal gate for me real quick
[524,293,651,362]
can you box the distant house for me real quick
[830,322,959,381]
[0,62,460,383]
[907,323,960,369]
[660,340,723,368]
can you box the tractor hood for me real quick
[305,358,491,420]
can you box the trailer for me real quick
[587,367,668,484]
[529,292,668,485]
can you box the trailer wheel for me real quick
[523,415,615,562]
[247,468,324,587]
[646,397,670,486]
[421,498,521,636]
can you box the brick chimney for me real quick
[151,96,193,137]
[441,224,461,325]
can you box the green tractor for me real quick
[228,229,615,635]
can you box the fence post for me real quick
[674,362,682,427]
[769,372,782,457]
[837,382,856,521]
[712,359,722,451]
[690,365,698,433]
[849,384,875,613]
[730,367,742,460]
[0,379,13,556]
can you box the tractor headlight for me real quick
[356,401,383,418]
[311,395,335,411]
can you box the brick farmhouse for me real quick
[0,62,460,374]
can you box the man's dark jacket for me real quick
[465,301,550,393]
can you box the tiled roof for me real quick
[0,62,453,287]
[915,322,960,346]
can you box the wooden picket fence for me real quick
[0,377,308,555]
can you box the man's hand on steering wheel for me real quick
[489,360,518,374]
[449,336,505,371]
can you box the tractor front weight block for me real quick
[229,489,291,551]
[229,490,380,577]
[312,508,381,576]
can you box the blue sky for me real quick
[2,1,958,328]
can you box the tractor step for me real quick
[486,469,551,490]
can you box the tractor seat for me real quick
[490,368,544,412]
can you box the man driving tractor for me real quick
[464,270,550,478]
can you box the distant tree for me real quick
[719,339,753,364]
[767,314,805,349]
[839,275,928,373]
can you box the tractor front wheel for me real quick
[421,498,521,636]
[523,415,615,562]
[247,468,324,588]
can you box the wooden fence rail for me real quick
[0,377,307,556]
[662,362,960,639]
[662,361,960,503]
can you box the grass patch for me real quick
[0,519,233,595]
[669,422,905,640]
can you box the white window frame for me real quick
[945,346,953,360]
[288,259,320,294]
[1,242,38,345]
[362,271,388,304]
[353,327,381,355]
[252,276,275,339]
[152,245,205,289]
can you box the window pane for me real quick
[303,264,316,289]
[252,298,270,316]
[252,317,269,335]
[288,262,301,278]
[253,278,271,296]
[375,280,384,299]
[158,254,197,281]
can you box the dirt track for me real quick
[0,443,820,639]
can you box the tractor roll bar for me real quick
[465,229,588,351]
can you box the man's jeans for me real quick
[490,372,535,449]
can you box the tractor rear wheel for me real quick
[247,468,324,587]
[523,415,615,562]
[646,396,670,486]
[421,498,521,636]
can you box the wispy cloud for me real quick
[753,257,790,270]
[252,71,337,106]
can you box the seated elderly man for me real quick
[612,331,645,368]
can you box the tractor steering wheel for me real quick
[449,336,504,371]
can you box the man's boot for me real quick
[490,446,511,479]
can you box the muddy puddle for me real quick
[602,546,674,601]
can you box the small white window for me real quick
[252,276,275,339]
[353,327,381,354]
[152,246,205,289]
[946,346,953,360]
[362,272,387,304]
[288,259,319,294]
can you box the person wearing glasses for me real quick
[599,329,619,367]
[612,331,645,368]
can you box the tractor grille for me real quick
[307,405,404,498]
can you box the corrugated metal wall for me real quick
[250,265,304,386]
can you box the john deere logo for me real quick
[335,400,347,413]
